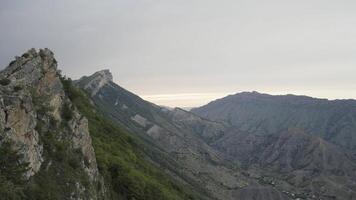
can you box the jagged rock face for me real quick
[1,49,64,119]
[69,108,99,181]
[0,48,99,182]
[0,48,62,176]
[0,87,42,176]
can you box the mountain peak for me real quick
[76,69,113,96]
[91,69,113,82]
[1,48,59,88]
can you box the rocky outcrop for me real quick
[76,69,113,97]
[0,49,100,194]
[69,107,99,181]
[0,48,63,176]
[0,85,43,177]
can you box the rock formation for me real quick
[0,48,101,198]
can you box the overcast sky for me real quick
[1,0,356,107]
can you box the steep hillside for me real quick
[76,71,291,200]
[62,77,202,200]
[0,49,202,200]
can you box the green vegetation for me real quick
[14,85,23,92]
[0,141,29,200]
[0,78,11,86]
[30,88,53,116]
[62,102,74,121]
[22,53,30,58]
[9,60,16,66]
[24,130,94,200]
[61,77,199,200]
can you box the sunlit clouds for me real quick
[141,93,233,108]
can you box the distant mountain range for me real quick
[192,91,356,152]
[1,49,356,200]
[192,91,356,199]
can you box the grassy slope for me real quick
[62,78,200,200]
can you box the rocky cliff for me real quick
[0,48,102,199]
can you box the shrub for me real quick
[62,102,73,121]
[9,60,16,66]
[0,78,11,86]
[30,89,53,116]
[14,85,23,92]
[68,155,81,169]
[22,53,30,58]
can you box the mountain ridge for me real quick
[76,70,294,200]
[76,68,356,199]
[0,49,203,200]
[192,91,356,149]
[192,90,356,199]
[2,48,356,199]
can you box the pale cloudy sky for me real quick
[1,0,356,107]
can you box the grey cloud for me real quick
[1,0,355,106]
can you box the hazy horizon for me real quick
[1,0,356,107]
